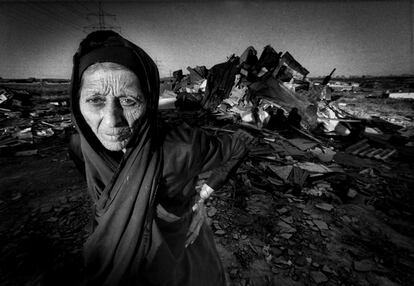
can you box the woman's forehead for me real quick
[84,62,131,74]
[81,62,141,89]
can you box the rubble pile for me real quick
[166,45,319,130]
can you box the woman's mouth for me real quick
[100,130,131,142]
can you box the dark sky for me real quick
[0,0,412,78]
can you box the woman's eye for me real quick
[119,97,138,106]
[86,96,105,105]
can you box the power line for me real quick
[2,8,58,35]
[5,5,75,36]
[22,2,84,34]
[59,2,89,24]
[35,3,85,31]
[75,0,95,15]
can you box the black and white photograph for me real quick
[0,1,413,285]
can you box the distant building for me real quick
[388,92,414,99]
[327,81,353,91]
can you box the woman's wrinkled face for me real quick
[79,62,146,151]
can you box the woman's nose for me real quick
[102,99,125,127]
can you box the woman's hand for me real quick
[185,199,207,248]
[186,184,214,247]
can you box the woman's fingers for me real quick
[192,199,204,211]
[185,221,202,248]
[156,204,181,222]
[185,202,206,248]
[188,205,203,231]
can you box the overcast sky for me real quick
[0,0,412,78]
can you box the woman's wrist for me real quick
[192,184,214,212]
[200,183,214,200]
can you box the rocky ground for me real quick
[210,166,414,286]
[0,137,89,286]
[1,82,414,285]
[1,121,414,285]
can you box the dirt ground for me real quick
[0,137,89,286]
[1,132,414,286]
[1,79,414,285]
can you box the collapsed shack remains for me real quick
[0,82,72,156]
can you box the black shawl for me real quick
[70,30,162,285]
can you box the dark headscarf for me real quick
[70,30,162,285]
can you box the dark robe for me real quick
[142,124,247,285]
[70,30,247,286]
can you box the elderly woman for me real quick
[69,30,248,285]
